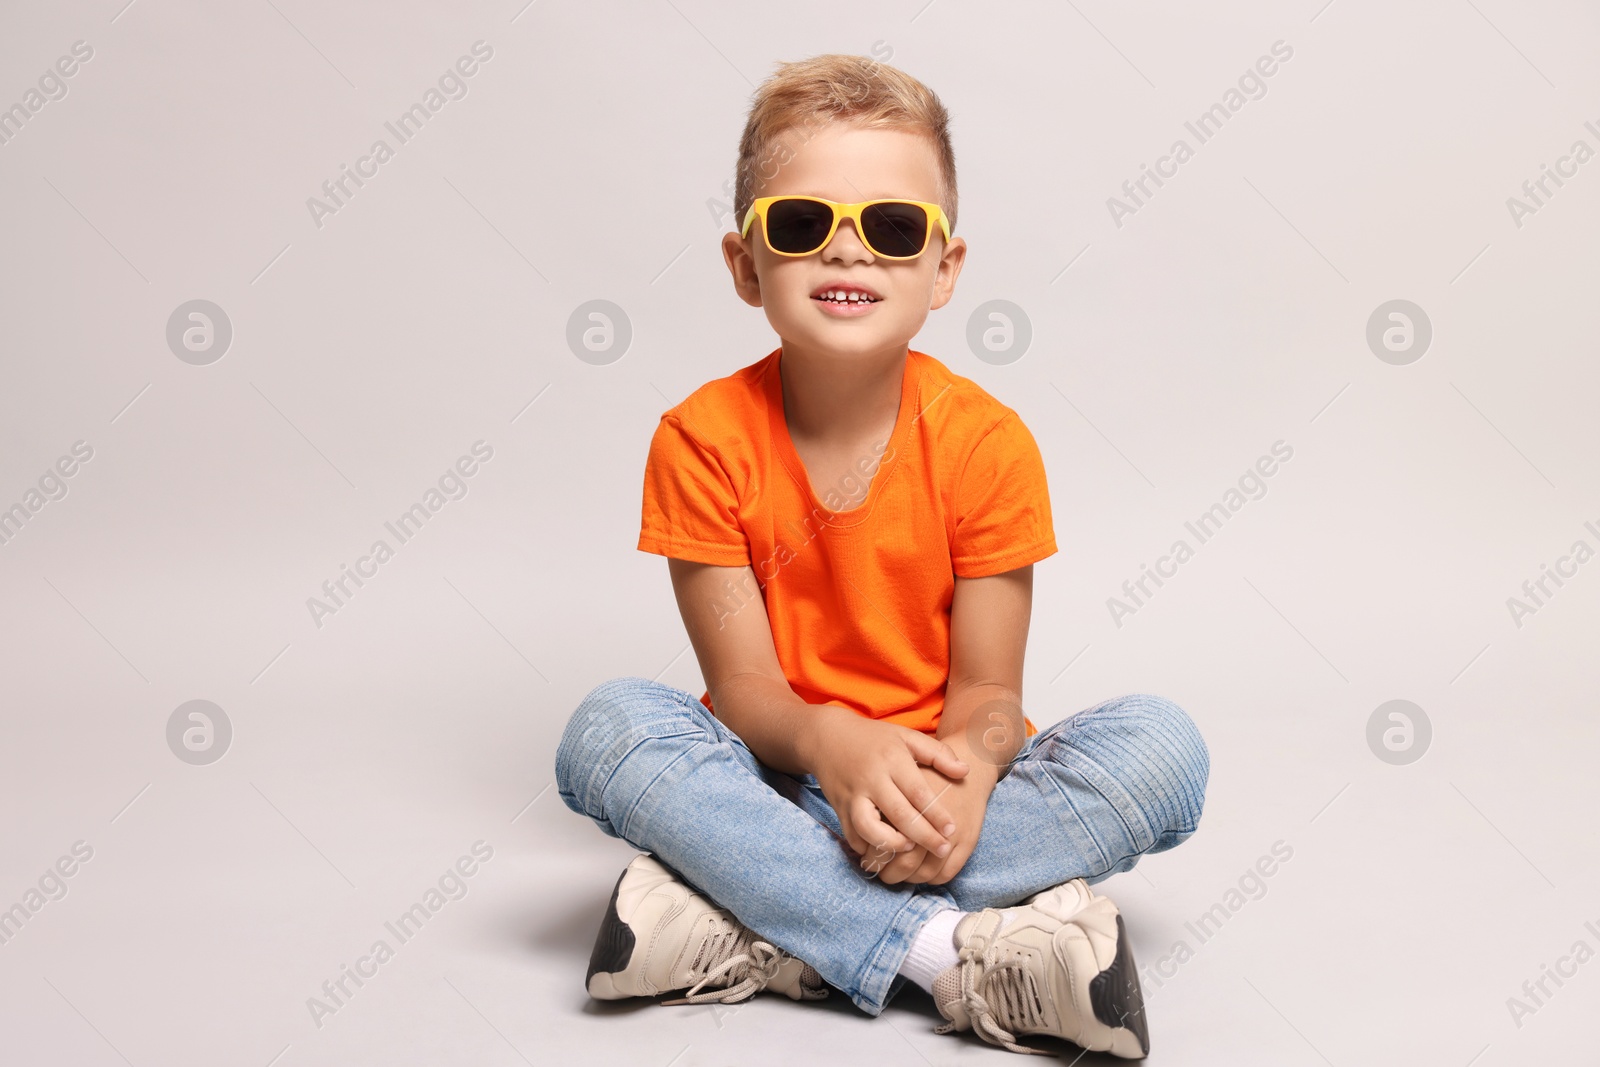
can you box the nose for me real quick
[823,217,873,262]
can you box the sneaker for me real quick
[931,878,1149,1059]
[585,853,829,1005]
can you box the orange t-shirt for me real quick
[637,346,1056,737]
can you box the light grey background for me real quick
[2,1,1596,1064]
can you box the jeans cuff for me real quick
[848,890,956,1015]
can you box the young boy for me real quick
[554,54,1209,1059]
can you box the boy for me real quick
[554,54,1209,1059]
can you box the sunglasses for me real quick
[740,195,952,260]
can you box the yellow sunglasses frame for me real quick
[740,195,952,260]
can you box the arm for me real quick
[937,563,1032,771]
[868,564,1034,885]
[665,557,966,858]
[665,556,820,777]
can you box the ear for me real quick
[722,230,764,308]
[928,234,968,312]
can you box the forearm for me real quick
[708,672,849,777]
[937,681,1025,776]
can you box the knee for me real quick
[1056,693,1210,839]
[553,676,704,819]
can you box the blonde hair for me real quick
[734,53,958,234]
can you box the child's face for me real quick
[722,120,966,361]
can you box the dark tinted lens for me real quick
[765,198,835,253]
[861,202,929,257]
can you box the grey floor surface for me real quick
[3,1,1598,1064]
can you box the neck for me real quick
[777,340,908,442]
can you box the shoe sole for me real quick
[1087,913,1150,1058]
[585,863,638,998]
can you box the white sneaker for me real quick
[932,878,1150,1059]
[585,853,829,1005]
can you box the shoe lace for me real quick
[933,944,1053,1056]
[660,915,789,1006]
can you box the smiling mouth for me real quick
[812,291,881,305]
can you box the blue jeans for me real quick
[554,677,1209,1015]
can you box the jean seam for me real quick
[579,722,705,827]
[1027,735,1140,878]
[1036,769,1114,878]
[615,738,701,842]
[1055,704,1169,850]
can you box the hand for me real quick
[808,709,971,862]
[858,738,998,885]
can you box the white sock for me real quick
[897,907,966,993]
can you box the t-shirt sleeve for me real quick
[637,414,752,566]
[950,412,1058,578]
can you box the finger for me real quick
[908,851,940,883]
[893,853,933,885]
[872,846,925,884]
[928,839,974,885]
[876,857,912,884]
[852,796,912,855]
[860,833,910,880]
[928,838,960,883]
[841,796,898,856]
[875,783,953,857]
[890,767,957,839]
[863,845,902,881]
[906,732,970,779]
[835,802,864,857]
